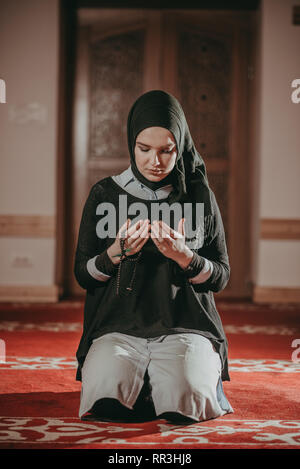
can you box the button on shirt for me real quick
[87,166,213,284]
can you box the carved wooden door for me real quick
[69,9,253,299]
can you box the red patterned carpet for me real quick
[0,299,299,449]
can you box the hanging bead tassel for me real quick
[116,237,142,297]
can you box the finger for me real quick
[126,224,149,254]
[156,219,172,234]
[127,218,148,238]
[150,229,172,255]
[154,222,183,256]
[177,218,185,236]
[120,219,142,242]
[128,219,149,241]
[151,223,173,246]
[130,231,150,252]
[156,220,182,239]
[154,226,176,251]
[137,224,151,244]
[153,221,175,241]
[128,218,143,232]
[130,222,150,248]
[152,221,167,240]
[150,231,159,246]
[137,219,150,238]
[150,223,163,242]
[118,219,131,239]
[139,220,151,239]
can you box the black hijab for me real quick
[127,89,212,211]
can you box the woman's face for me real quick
[134,127,177,181]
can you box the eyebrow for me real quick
[136,141,176,149]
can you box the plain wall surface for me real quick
[0,0,59,286]
[256,0,300,288]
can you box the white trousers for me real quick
[79,332,233,421]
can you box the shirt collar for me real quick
[122,166,135,188]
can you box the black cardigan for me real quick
[74,176,231,382]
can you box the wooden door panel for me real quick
[176,28,232,249]
[88,28,145,184]
[177,30,232,164]
[160,11,253,298]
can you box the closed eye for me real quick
[139,148,173,154]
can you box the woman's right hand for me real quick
[107,219,150,264]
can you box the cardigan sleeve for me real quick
[73,184,118,291]
[87,253,117,282]
[182,191,230,294]
[188,257,214,284]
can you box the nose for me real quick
[151,152,161,167]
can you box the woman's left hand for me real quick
[150,218,193,268]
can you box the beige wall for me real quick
[0,0,60,301]
[255,0,300,300]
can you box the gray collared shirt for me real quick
[112,165,174,200]
[87,166,213,284]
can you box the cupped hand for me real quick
[107,218,151,263]
[150,218,188,261]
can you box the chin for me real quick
[147,174,164,180]
[145,171,168,181]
